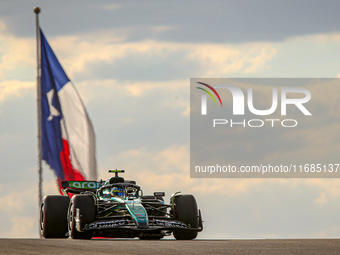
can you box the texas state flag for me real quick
[40,28,97,189]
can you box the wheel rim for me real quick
[68,203,74,233]
[40,204,44,231]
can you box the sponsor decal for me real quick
[151,219,188,228]
[87,219,129,229]
[69,181,102,189]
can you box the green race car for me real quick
[40,170,203,240]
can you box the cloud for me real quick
[43,33,278,82]
[188,43,277,75]
[314,33,340,42]
[4,1,340,43]
[0,183,39,238]
[0,80,35,102]
[1,8,340,238]
[306,179,340,200]
[0,24,277,92]
[103,145,190,178]
[257,80,340,163]
[7,217,35,238]
[0,21,35,81]
[101,144,277,197]
[3,25,340,105]
[122,80,187,97]
[0,192,25,213]
[101,3,121,11]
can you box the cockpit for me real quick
[99,183,142,199]
[98,169,142,199]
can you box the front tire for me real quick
[68,195,95,239]
[40,195,70,238]
[173,194,199,240]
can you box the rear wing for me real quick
[61,181,105,195]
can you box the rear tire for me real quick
[173,194,199,240]
[40,195,70,238]
[68,195,95,239]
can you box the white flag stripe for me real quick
[58,81,97,180]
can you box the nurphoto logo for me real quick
[196,82,312,128]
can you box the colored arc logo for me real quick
[196,82,222,106]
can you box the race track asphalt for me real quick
[1,238,340,255]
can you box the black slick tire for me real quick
[40,195,70,238]
[173,194,199,240]
[68,195,95,239]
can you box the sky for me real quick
[1,0,340,238]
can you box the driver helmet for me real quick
[111,187,124,197]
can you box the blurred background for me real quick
[1,0,340,238]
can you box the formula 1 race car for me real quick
[40,170,203,240]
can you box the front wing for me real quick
[76,215,202,233]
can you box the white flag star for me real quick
[47,89,60,121]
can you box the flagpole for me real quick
[34,6,43,239]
